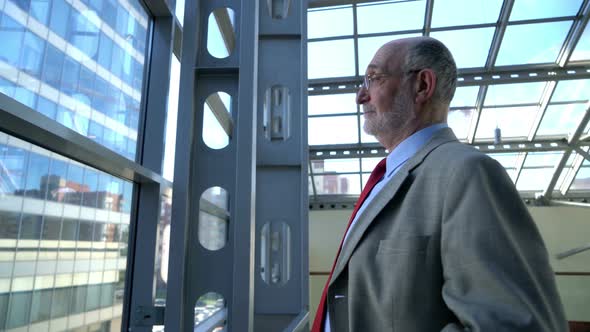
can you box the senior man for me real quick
[311,37,567,332]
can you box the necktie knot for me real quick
[368,158,387,184]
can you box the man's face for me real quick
[357,44,415,139]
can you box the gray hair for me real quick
[402,38,457,105]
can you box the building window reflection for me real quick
[0,131,134,330]
[0,0,149,161]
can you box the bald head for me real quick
[376,37,457,107]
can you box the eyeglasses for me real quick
[360,69,422,90]
[361,73,393,90]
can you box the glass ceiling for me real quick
[307,0,590,204]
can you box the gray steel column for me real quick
[254,1,309,331]
[165,0,259,331]
[126,0,176,329]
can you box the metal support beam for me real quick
[467,85,488,144]
[214,8,237,57]
[556,243,590,260]
[309,0,379,8]
[574,145,590,162]
[542,150,573,199]
[486,0,514,69]
[206,92,234,138]
[551,200,590,209]
[567,102,590,148]
[543,102,590,198]
[352,3,360,76]
[528,81,557,141]
[308,65,590,95]
[127,182,162,331]
[513,152,527,185]
[127,11,175,332]
[559,149,586,195]
[423,0,434,36]
[309,139,578,160]
[163,0,196,326]
[309,193,590,210]
[557,0,590,67]
[254,0,309,330]
[166,1,258,331]
[458,66,590,86]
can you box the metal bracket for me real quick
[533,193,550,206]
[556,243,590,259]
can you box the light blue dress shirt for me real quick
[324,123,448,332]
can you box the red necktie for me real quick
[311,158,387,332]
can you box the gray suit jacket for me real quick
[326,128,568,332]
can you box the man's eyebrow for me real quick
[364,64,379,74]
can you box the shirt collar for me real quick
[385,123,448,177]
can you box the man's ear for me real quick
[414,69,436,105]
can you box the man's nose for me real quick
[356,86,370,105]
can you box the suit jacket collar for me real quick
[329,127,459,286]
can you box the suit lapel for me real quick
[329,128,458,286]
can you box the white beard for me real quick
[363,88,414,138]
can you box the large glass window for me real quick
[305,0,590,232]
[485,82,546,106]
[356,1,425,34]
[570,23,590,62]
[309,94,357,116]
[308,115,359,145]
[308,6,353,39]
[308,39,356,79]
[431,0,502,28]
[536,103,588,138]
[0,0,150,161]
[495,21,572,66]
[475,106,538,140]
[0,130,134,330]
[431,28,495,68]
[509,0,583,21]
[516,152,566,191]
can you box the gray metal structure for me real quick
[165,0,309,331]
[165,0,258,330]
[255,1,309,331]
[127,0,176,330]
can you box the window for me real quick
[0,130,136,329]
[2,0,149,161]
[30,289,52,323]
[6,292,32,328]
[308,39,355,79]
[308,6,353,39]
[495,21,572,66]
